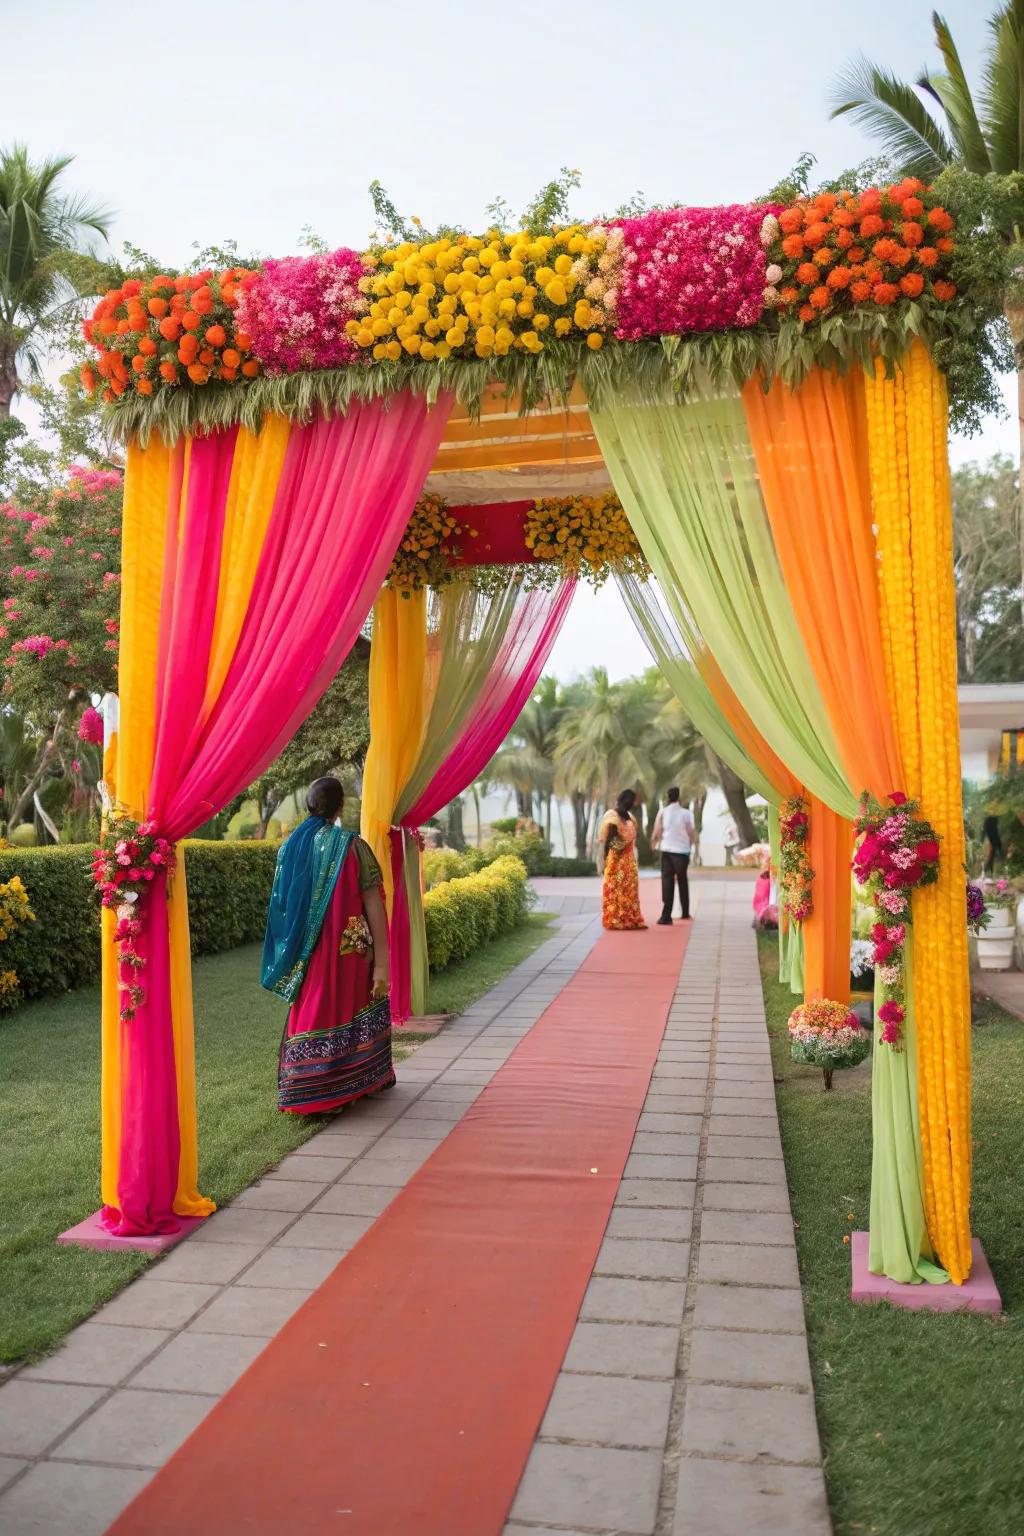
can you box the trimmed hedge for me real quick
[0,841,280,1004]
[423,855,529,971]
[423,840,596,889]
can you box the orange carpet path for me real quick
[110,891,689,1536]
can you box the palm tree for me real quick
[0,144,111,417]
[555,668,659,858]
[488,675,563,833]
[829,3,1024,563]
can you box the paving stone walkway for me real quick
[0,879,831,1536]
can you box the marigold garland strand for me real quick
[865,341,971,1283]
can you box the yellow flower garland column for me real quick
[865,342,972,1282]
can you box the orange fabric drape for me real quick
[700,653,849,1002]
[742,368,904,804]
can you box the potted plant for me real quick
[788,999,871,1092]
[976,878,1017,971]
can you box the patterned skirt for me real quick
[278,995,395,1114]
[602,844,647,930]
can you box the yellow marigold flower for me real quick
[554,254,573,276]
[554,317,572,336]
[385,340,402,361]
[372,343,387,360]
[587,333,604,350]
[518,299,535,318]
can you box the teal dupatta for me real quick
[261,818,353,1006]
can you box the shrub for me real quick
[422,847,473,888]
[0,841,282,1006]
[423,855,529,972]
[550,856,597,877]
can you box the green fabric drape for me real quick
[592,394,856,819]
[869,944,946,1284]
[616,571,777,805]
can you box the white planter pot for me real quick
[987,906,1014,931]
[977,929,1015,971]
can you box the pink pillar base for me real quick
[58,1209,208,1255]
[851,1231,1001,1313]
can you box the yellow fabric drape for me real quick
[864,342,972,1283]
[203,417,292,717]
[101,440,179,1208]
[361,588,428,913]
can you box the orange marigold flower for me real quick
[887,182,910,204]
[847,246,865,263]
[813,192,838,214]
[859,188,883,215]
[832,207,856,229]
[219,366,238,381]
[136,377,154,395]
[933,279,957,301]
[859,214,885,238]
[131,354,147,374]
[813,246,835,266]
[916,246,939,268]
[122,278,143,297]
[80,366,96,393]
[803,221,829,249]
[900,273,925,297]
[192,293,213,316]
[102,387,114,403]
[781,234,805,259]
[809,285,831,310]
[151,275,176,292]
[182,311,201,332]
[204,324,227,347]
[157,316,180,342]
[235,331,252,352]
[928,207,954,232]
[937,236,954,253]
[179,330,199,353]
[110,378,126,396]
[159,361,178,383]
[138,336,158,356]
[901,221,924,247]
[850,280,873,302]
[187,363,210,384]
[873,282,899,306]
[798,303,815,323]
[221,347,241,368]
[835,229,854,250]
[902,197,925,218]
[779,209,803,234]
[115,319,132,336]
[241,359,260,377]
[889,246,913,268]
[199,347,215,366]
[872,238,897,263]
[826,266,852,290]
[797,262,819,286]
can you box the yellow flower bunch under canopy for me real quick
[387,494,477,595]
[524,494,649,588]
[348,226,611,362]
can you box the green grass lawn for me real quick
[0,912,555,1365]
[758,932,1024,1536]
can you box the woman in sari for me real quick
[261,777,395,1113]
[600,788,647,931]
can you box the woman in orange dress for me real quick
[600,788,647,930]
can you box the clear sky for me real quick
[10,0,1009,682]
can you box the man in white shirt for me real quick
[651,787,697,924]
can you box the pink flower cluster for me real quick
[236,248,369,374]
[78,707,104,744]
[614,205,774,340]
[92,816,176,1022]
[12,635,69,660]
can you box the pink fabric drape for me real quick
[390,579,575,1021]
[108,393,451,1235]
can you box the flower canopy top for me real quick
[83,179,965,442]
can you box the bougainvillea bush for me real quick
[0,465,121,724]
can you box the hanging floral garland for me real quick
[91,810,176,1023]
[523,494,649,588]
[852,792,940,1048]
[386,495,477,595]
[778,795,813,923]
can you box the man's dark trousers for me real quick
[660,851,690,921]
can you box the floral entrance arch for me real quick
[83,177,976,1287]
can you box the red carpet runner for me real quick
[111,890,688,1535]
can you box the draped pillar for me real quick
[363,576,574,1020]
[102,394,451,1236]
